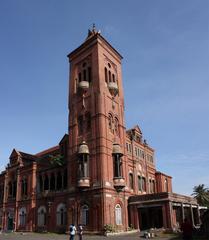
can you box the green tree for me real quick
[192,184,209,207]
[49,154,64,166]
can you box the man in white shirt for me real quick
[69,223,76,240]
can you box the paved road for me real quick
[0,232,181,240]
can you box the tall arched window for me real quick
[115,204,122,225]
[108,70,111,82]
[81,205,89,226]
[152,180,155,193]
[44,175,49,191]
[37,206,46,226]
[149,179,152,193]
[57,172,62,190]
[88,67,91,82]
[142,177,146,192]
[50,173,55,191]
[19,207,26,226]
[138,176,142,191]
[129,173,134,190]
[112,74,115,82]
[108,113,113,133]
[83,69,87,81]
[56,203,67,226]
[114,117,119,136]
[104,67,108,83]
[8,181,12,196]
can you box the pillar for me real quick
[181,203,185,223]
[197,205,201,225]
[190,205,194,226]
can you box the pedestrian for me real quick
[78,224,83,240]
[181,218,193,240]
[69,223,76,240]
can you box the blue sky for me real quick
[0,0,208,195]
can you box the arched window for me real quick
[56,203,67,226]
[115,204,122,225]
[79,72,82,82]
[149,179,152,193]
[114,117,119,136]
[37,206,46,226]
[39,175,43,193]
[8,181,12,196]
[12,181,17,198]
[152,180,155,193]
[112,74,115,82]
[129,173,134,190]
[138,176,142,191]
[108,70,111,82]
[57,172,62,190]
[50,173,55,191]
[21,178,28,197]
[104,67,108,83]
[88,67,91,82]
[142,177,146,192]
[19,207,26,226]
[83,69,87,81]
[81,205,89,226]
[44,175,49,191]
[108,113,113,133]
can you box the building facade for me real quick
[0,27,200,233]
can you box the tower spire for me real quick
[86,23,100,39]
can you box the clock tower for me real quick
[67,26,129,231]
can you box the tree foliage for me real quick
[192,184,209,207]
[49,154,64,166]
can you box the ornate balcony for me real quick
[108,82,119,97]
[78,81,89,90]
[113,177,125,192]
[77,177,90,188]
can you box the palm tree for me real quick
[192,184,209,206]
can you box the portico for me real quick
[128,192,200,230]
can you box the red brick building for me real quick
[0,27,200,233]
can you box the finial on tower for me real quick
[86,24,101,40]
[92,23,96,33]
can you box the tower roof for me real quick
[67,24,123,60]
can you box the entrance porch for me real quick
[128,192,200,231]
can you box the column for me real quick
[169,201,174,229]
[197,205,201,225]
[190,205,194,226]
[181,203,185,223]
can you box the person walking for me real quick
[78,224,83,240]
[69,223,76,240]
